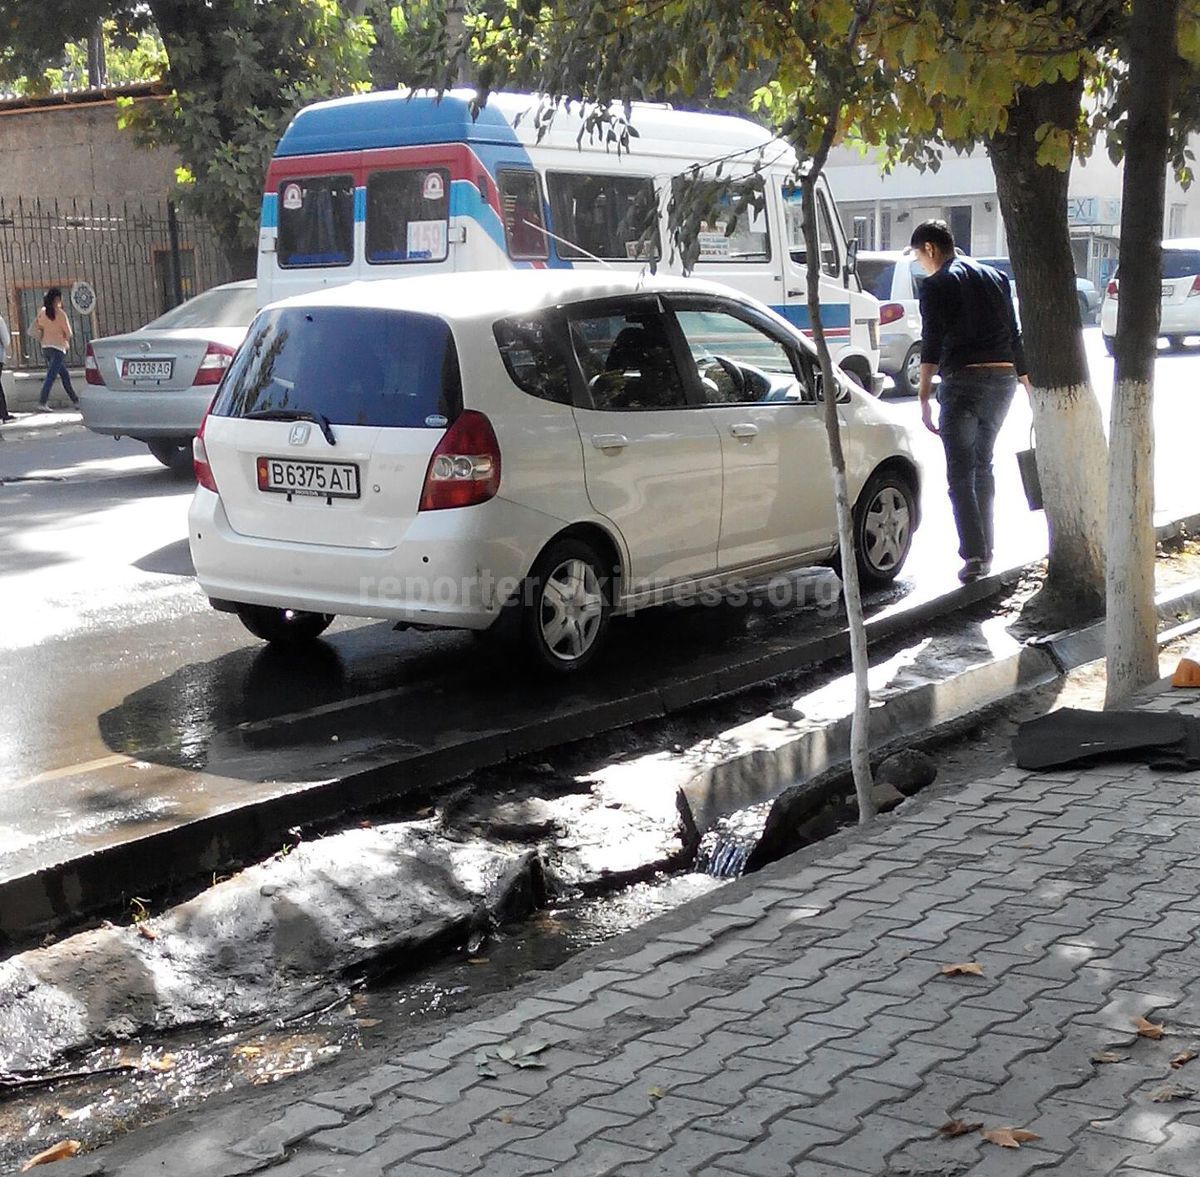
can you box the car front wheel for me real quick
[1103,334,1116,357]
[236,604,335,646]
[853,470,916,588]
[520,538,613,673]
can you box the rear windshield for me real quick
[277,175,355,268]
[855,258,896,301]
[1163,249,1200,279]
[144,285,258,331]
[213,307,461,428]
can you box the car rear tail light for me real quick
[419,411,501,511]
[84,342,105,386]
[1189,274,1200,298]
[879,302,905,325]
[1106,279,1119,299]
[193,399,220,493]
[195,342,236,386]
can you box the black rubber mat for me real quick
[1012,707,1198,771]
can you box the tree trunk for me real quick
[801,173,875,824]
[1105,0,1177,706]
[987,76,1107,618]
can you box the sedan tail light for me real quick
[419,411,501,511]
[879,302,906,325]
[193,399,220,493]
[84,343,105,386]
[1189,274,1200,298]
[195,342,236,386]
[1106,279,1119,299]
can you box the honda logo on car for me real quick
[289,423,310,445]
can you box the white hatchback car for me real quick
[855,250,928,396]
[189,272,922,672]
[1100,239,1200,354]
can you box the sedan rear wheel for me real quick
[900,343,922,397]
[147,438,194,476]
[236,604,335,646]
[521,538,612,673]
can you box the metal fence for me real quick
[0,197,234,368]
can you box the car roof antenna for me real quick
[521,219,616,270]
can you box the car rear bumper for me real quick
[188,489,558,631]
[877,330,918,374]
[78,388,211,439]
[1101,301,1200,338]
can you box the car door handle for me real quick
[591,433,629,451]
[786,289,804,298]
[729,423,759,439]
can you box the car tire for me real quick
[851,469,916,588]
[900,343,922,397]
[236,604,335,646]
[1103,334,1116,357]
[519,537,613,673]
[1168,335,1187,353]
[840,362,871,394]
[1077,292,1091,324]
[147,438,194,475]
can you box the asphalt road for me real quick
[1,327,1197,895]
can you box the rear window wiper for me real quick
[242,408,337,446]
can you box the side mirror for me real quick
[843,238,859,289]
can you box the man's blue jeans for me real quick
[937,368,1017,562]
[39,347,78,405]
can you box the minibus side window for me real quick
[366,168,451,264]
[671,177,771,263]
[277,175,354,268]
[546,173,660,261]
[499,171,550,260]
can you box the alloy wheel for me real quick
[539,558,605,662]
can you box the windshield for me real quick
[144,285,258,331]
[855,258,896,301]
[213,307,462,429]
[1163,250,1200,279]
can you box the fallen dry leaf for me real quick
[938,1118,983,1138]
[141,1054,176,1073]
[1149,1082,1196,1103]
[1170,1050,1197,1070]
[1091,1051,1126,1065]
[1133,1015,1167,1040]
[940,962,985,978]
[356,1018,382,1029]
[233,1045,263,1059]
[981,1127,1041,1149]
[136,924,158,941]
[467,956,489,965]
[647,1085,664,1103]
[21,1140,81,1170]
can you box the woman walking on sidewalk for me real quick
[34,287,79,412]
[0,310,14,422]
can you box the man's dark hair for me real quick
[910,220,955,255]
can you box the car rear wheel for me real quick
[147,438,193,474]
[900,343,922,397]
[853,469,916,588]
[520,538,613,673]
[1168,335,1188,352]
[236,604,335,646]
[1103,334,1116,356]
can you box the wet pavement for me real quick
[2,330,1200,942]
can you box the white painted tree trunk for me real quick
[1028,383,1108,599]
[1104,382,1158,705]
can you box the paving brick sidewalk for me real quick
[57,688,1200,1177]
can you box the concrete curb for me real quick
[680,576,1200,870]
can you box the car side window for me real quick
[670,304,809,405]
[568,307,689,411]
[493,315,571,405]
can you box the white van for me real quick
[256,90,883,393]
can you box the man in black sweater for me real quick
[912,220,1031,584]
